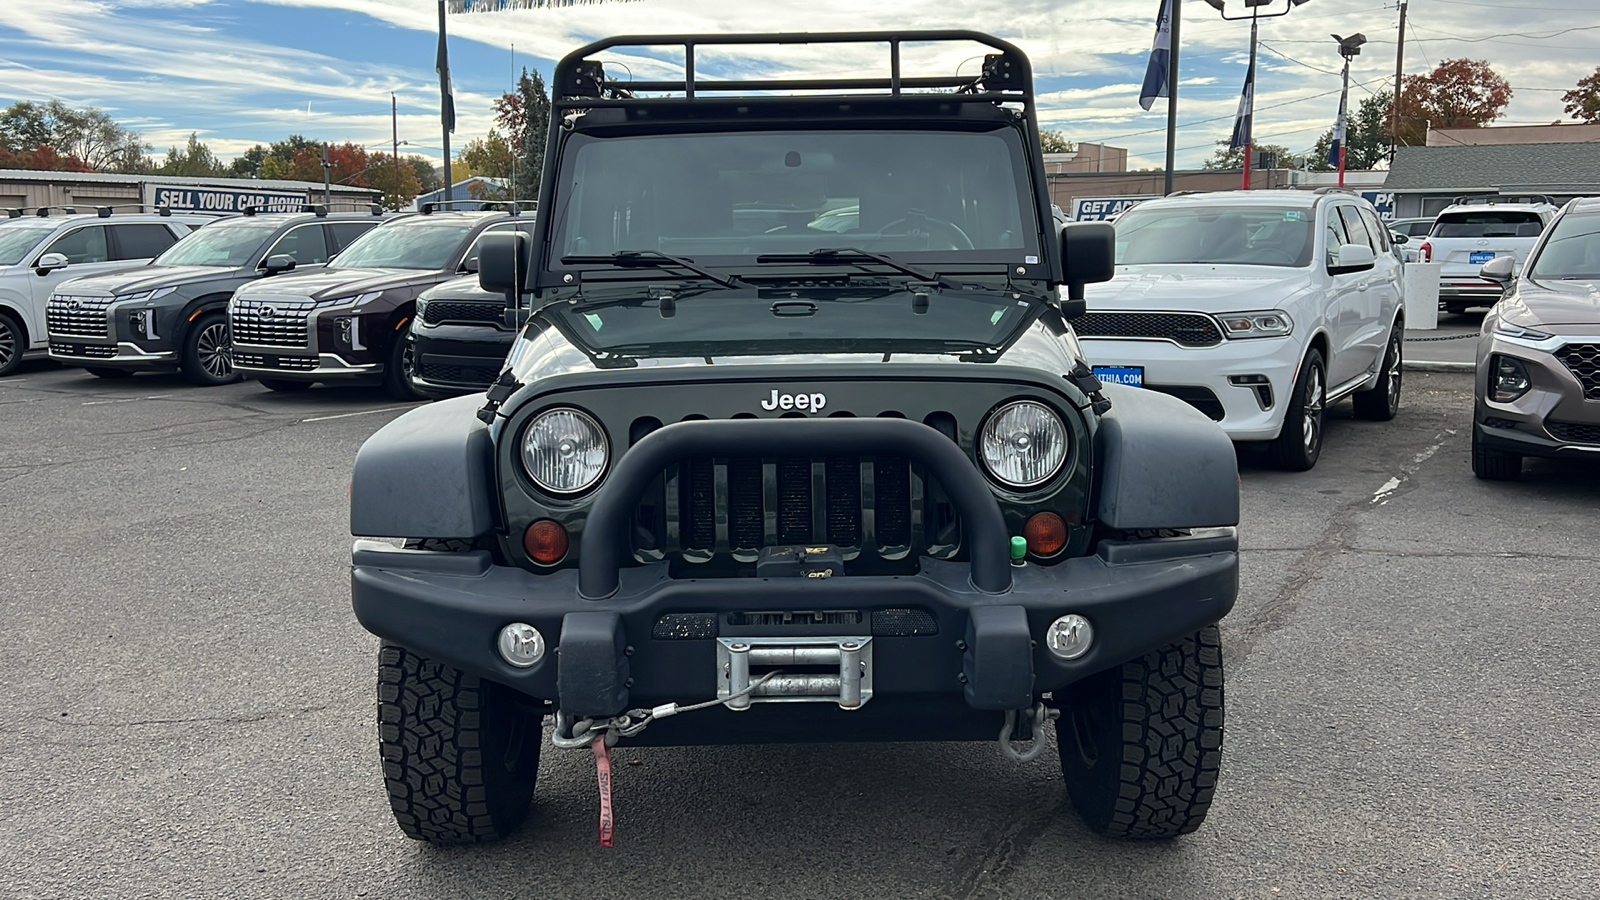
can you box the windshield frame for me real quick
[539,122,1045,286]
[1526,211,1600,281]
[150,219,283,268]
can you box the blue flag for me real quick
[1138,0,1174,111]
[1228,60,1255,150]
[1327,89,1348,166]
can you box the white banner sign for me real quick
[1071,196,1157,222]
[143,185,308,214]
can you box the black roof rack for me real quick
[1313,187,1358,195]
[418,199,536,216]
[552,31,1034,111]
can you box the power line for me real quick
[1085,76,1392,145]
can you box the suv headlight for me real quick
[979,400,1068,489]
[522,407,608,495]
[1218,310,1293,339]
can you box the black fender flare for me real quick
[1093,384,1239,530]
[350,394,496,539]
[176,293,233,344]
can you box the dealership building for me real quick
[0,169,380,217]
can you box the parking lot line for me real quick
[300,405,419,423]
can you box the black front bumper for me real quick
[410,323,513,396]
[1476,420,1600,461]
[352,530,1237,715]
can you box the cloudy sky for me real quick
[1,0,1594,172]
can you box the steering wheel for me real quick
[878,213,975,250]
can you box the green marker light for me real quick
[1009,536,1028,563]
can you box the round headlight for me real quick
[979,400,1067,489]
[521,407,608,495]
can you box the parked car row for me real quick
[1384,197,1561,313]
[0,203,534,400]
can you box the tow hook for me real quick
[1000,702,1058,762]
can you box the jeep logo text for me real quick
[761,390,827,412]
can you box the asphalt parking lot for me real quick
[2,358,1597,900]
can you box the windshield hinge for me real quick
[1067,360,1113,415]
[477,370,522,424]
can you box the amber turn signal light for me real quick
[524,519,570,564]
[1023,512,1067,557]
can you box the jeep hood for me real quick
[1086,264,1313,314]
[1499,277,1600,328]
[235,266,446,301]
[48,264,240,296]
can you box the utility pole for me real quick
[392,93,401,210]
[1163,0,1181,197]
[437,0,453,204]
[1392,0,1408,156]
[322,142,332,206]
[1337,57,1350,187]
[1243,8,1258,191]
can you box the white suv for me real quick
[1077,189,1406,470]
[1419,198,1559,314]
[0,209,209,376]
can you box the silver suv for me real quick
[1419,198,1559,313]
[0,208,210,376]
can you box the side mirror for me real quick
[460,255,480,275]
[1059,222,1115,320]
[1328,242,1376,275]
[34,252,68,275]
[478,232,529,308]
[1389,232,1409,245]
[261,254,296,274]
[1479,254,1514,284]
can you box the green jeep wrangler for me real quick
[350,31,1239,845]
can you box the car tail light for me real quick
[524,519,570,564]
[1023,512,1067,557]
[1418,240,1432,262]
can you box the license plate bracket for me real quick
[1469,250,1496,264]
[1093,365,1145,387]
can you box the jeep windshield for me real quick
[0,221,57,265]
[549,128,1038,271]
[1115,206,1315,268]
[154,220,279,267]
[542,286,1033,357]
[329,220,475,270]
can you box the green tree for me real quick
[228,145,269,178]
[1202,140,1293,171]
[1562,67,1600,123]
[507,68,550,202]
[259,155,292,181]
[0,100,149,172]
[1308,90,1394,171]
[157,133,227,177]
[367,152,423,209]
[1039,130,1075,153]
[406,155,441,194]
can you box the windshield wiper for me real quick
[562,250,742,288]
[756,248,954,288]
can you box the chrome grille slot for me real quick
[232,298,313,348]
[46,295,114,339]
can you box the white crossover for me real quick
[1075,189,1406,470]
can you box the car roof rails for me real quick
[300,204,330,217]
[32,206,78,217]
[3,208,23,218]
[1313,187,1358,195]
[417,199,512,215]
[552,31,1034,109]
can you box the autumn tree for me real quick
[406,155,441,194]
[1039,130,1075,153]
[1308,91,1394,171]
[456,133,515,184]
[0,100,149,172]
[1394,58,1512,146]
[1562,67,1600,123]
[366,152,423,209]
[1202,140,1293,171]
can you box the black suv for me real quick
[229,209,534,398]
[349,32,1240,846]
[45,207,384,384]
[409,273,521,398]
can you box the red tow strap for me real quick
[591,734,615,847]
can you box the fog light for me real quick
[523,519,570,564]
[1491,355,1531,403]
[1023,512,1067,557]
[1045,614,1093,660]
[497,622,545,668]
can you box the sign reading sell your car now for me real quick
[1071,196,1158,221]
[142,185,309,214]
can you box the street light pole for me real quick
[1206,0,1312,191]
[1337,55,1349,186]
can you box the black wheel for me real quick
[84,366,134,379]
[382,332,426,401]
[1268,348,1326,471]
[1352,323,1403,421]
[377,643,541,844]
[0,309,22,377]
[1472,425,1522,480]
[1058,626,1224,839]
[180,312,241,386]
[259,378,312,393]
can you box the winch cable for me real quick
[552,669,789,751]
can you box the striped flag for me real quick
[1138,0,1174,111]
[1327,89,1348,166]
[1228,60,1255,150]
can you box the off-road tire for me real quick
[1058,625,1224,839]
[377,643,541,844]
[259,378,313,393]
[180,312,242,386]
[85,366,134,379]
[1472,426,1522,481]
[0,309,23,377]
[382,332,426,401]
[1268,348,1326,471]
[1352,323,1403,421]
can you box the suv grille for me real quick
[1073,312,1224,347]
[46,295,114,338]
[49,342,116,359]
[1547,421,1600,444]
[422,300,502,325]
[232,351,317,371]
[232,298,313,347]
[1557,343,1600,400]
[418,360,500,388]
